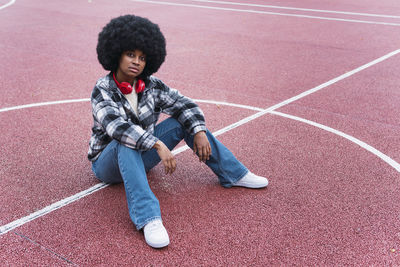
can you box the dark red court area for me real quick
[1,0,400,265]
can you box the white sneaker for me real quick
[143,219,170,248]
[233,172,269,188]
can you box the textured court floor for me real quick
[1,0,400,265]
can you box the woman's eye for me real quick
[140,56,146,61]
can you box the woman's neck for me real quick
[115,70,134,85]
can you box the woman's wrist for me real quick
[153,140,163,150]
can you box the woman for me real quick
[88,15,268,249]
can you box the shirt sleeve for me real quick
[92,85,159,151]
[153,78,207,135]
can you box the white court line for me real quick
[0,99,260,235]
[172,100,263,155]
[0,0,15,10]
[271,111,400,173]
[1,48,400,235]
[206,49,400,137]
[0,98,264,114]
[0,183,109,235]
[187,0,400,19]
[129,0,400,27]
[0,99,90,113]
[193,99,264,111]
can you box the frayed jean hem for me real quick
[220,169,249,188]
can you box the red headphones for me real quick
[113,72,145,94]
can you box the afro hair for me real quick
[96,15,166,79]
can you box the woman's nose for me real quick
[132,56,139,64]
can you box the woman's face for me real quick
[116,49,146,83]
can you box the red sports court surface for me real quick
[1,0,400,265]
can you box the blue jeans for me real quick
[91,118,248,229]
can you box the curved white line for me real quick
[0,99,90,113]
[0,98,262,235]
[188,0,400,19]
[1,98,399,235]
[270,111,400,173]
[1,48,400,114]
[193,99,264,112]
[1,48,399,234]
[130,0,400,27]
[0,98,264,113]
[0,0,16,10]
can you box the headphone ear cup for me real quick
[119,82,133,94]
[135,79,145,93]
[113,72,133,94]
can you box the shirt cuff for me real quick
[137,132,159,151]
[192,124,207,135]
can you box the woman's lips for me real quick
[129,67,139,73]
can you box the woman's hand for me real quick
[153,140,176,174]
[193,131,212,162]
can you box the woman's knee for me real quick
[155,117,185,139]
[165,117,184,131]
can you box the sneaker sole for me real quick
[147,239,170,249]
[232,181,269,189]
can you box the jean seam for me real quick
[91,162,97,178]
[92,141,122,184]
[212,135,248,185]
[219,163,248,185]
[234,168,249,183]
[117,146,139,227]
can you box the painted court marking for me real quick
[1,48,400,235]
[130,0,400,27]
[187,0,400,19]
[0,183,109,236]
[0,0,15,10]
[271,111,400,173]
[0,98,90,113]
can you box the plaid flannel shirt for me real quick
[88,73,207,161]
